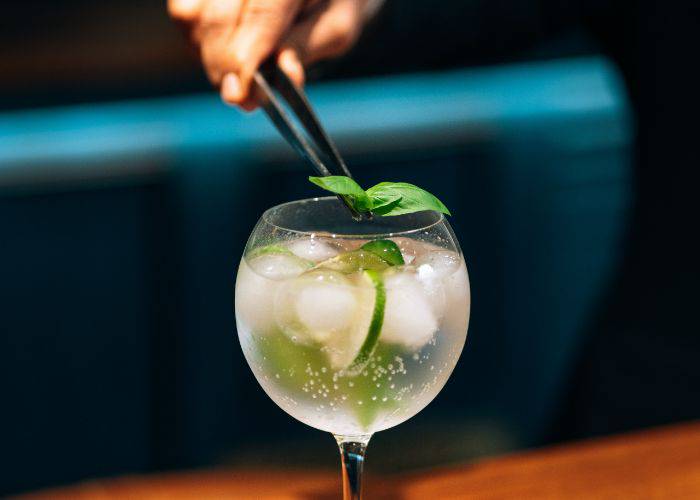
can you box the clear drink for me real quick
[236,223,470,436]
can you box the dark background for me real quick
[0,0,641,496]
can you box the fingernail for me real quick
[279,51,304,87]
[172,0,200,17]
[221,73,241,103]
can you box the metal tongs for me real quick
[254,60,366,221]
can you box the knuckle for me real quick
[199,0,237,32]
[224,44,248,71]
[197,18,226,40]
[244,0,282,20]
[201,0,229,20]
[330,16,359,52]
[203,39,249,77]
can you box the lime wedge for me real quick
[248,244,314,270]
[316,250,389,274]
[248,244,294,259]
[346,269,386,374]
[361,239,405,266]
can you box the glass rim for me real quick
[261,196,446,238]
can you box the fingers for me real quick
[168,0,367,111]
[218,0,303,105]
[199,0,244,84]
[280,0,364,69]
[168,0,206,21]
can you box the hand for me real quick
[168,0,374,110]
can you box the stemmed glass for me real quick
[235,197,470,499]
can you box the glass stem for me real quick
[335,434,371,500]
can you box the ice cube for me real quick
[288,238,340,263]
[414,250,461,279]
[235,260,280,335]
[413,266,447,318]
[274,269,376,370]
[235,254,310,335]
[295,276,356,341]
[274,270,357,345]
[391,237,424,264]
[441,260,471,335]
[444,260,470,297]
[381,271,440,351]
[329,238,364,253]
[248,253,311,280]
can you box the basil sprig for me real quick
[308,176,450,217]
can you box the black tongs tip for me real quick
[254,61,363,220]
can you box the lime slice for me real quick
[360,239,405,266]
[248,244,294,259]
[248,244,314,270]
[345,269,386,374]
[316,250,389,274]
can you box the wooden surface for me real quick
[18,422,700,499]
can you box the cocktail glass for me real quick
[235,197,470,499]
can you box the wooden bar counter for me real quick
[18,422,700,499]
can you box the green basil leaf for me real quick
[366,182,451,216]
[368,192,402,212]
[307,176,451,217]
[308,176,372,212]
[370,197,403,216]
